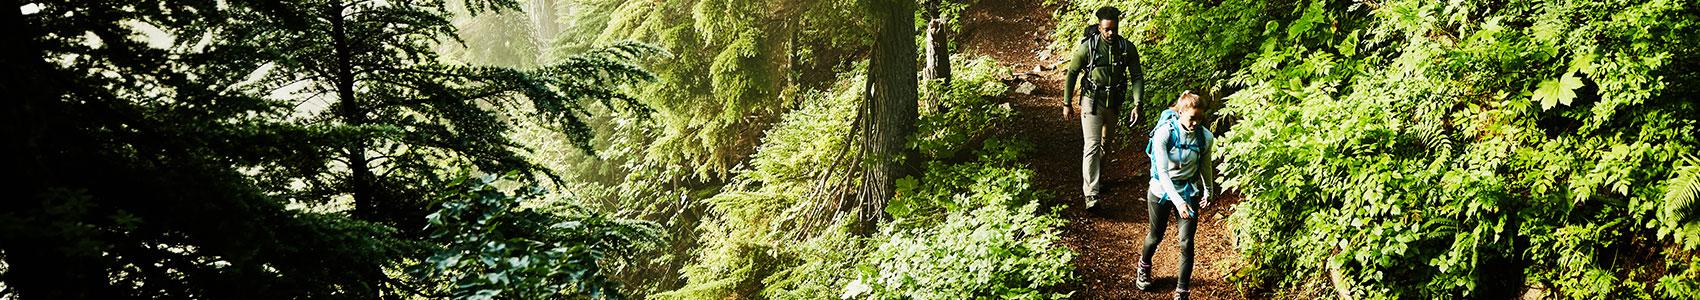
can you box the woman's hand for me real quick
[1172,200,1195,219]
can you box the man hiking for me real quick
[1063,6,1143,209]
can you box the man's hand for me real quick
[1200,194,1212,211]
[1063,104,1072,119]
[1126,111,1139,126]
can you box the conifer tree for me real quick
[1,0,405,297]
[246,0,656,233]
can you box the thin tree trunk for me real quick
[923,21,950,85]
[328,7,393,299]
[329,1,377,224]
[921,0,950,112]
[922,0,950,86]
[856,0,919,235]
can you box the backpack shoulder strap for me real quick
[1168,119,1187,148]
[1116,39,1135,66]
[1082,38,1101,69]
[1148,109,1175,138]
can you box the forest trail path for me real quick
[957,1,1247,299]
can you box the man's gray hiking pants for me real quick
[1081,97,1112,198]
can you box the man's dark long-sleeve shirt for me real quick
[1064,35,1143,116]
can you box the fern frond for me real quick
[1663,155,1700,224]
[1413,120,1451,156]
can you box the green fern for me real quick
[1663,155,1700,224]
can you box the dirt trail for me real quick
[957,1,1246,299]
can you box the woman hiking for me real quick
[1136,90,1215,300]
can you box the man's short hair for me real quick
[1095,7,1121,21]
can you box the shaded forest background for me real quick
[3,0,1699,299]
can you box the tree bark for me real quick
[856,0,919,234]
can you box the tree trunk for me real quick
[329,8,396,299]
[921,0,950,112]
[329,1,377,224]
[923,20,950,85]
[922,0,950,86]
[856,0,919,234]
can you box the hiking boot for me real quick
[1173,289,1190,300]
[1084,195,1099,209]
[1135,263,1152,291]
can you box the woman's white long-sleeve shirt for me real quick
[1148,121,1213,205]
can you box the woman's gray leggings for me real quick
[1141,193,1197,290]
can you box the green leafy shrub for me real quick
[419,175,662,300]
[1059,0,1700,298]
[914,56,1017,159]
[850,139,1075,300]
[1196,0,1700,298]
